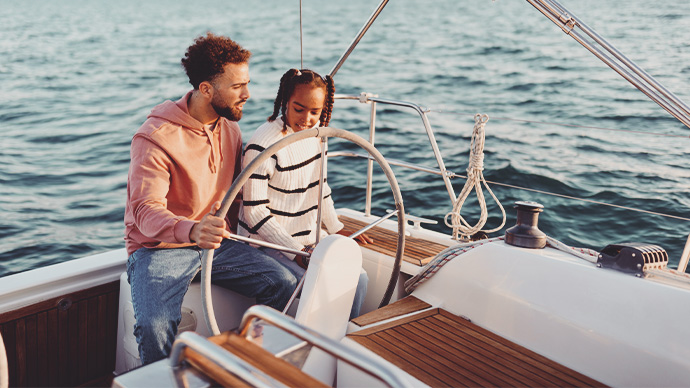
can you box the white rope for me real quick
[546,236,599,263]
[444,114,506,240]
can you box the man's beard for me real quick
[212,98,243,122]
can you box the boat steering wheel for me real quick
[200,127,406,335]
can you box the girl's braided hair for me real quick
[268,69,335,133]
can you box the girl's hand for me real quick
[296,245,314,269]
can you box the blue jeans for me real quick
[260,247,368,319]
[127,239,297,365]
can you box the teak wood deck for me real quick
[348,307,606,388]
[185,332,328,388]
[339,215,448,266]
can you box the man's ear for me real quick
[199,81,213,99]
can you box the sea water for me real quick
[1,0,689,276]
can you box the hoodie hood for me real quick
[147,91,204,132]
[135,91,229,173]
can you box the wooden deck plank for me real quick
[352,336,450,387]
[352,295,432,327]
[339,215,448,266]
[392,324,526,387]
[348,309,606,388]
[414,319,552,387]
[377,329,498,387]
[435,311,602,387]
[348,308,440,337]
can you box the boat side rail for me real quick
[238,305,413,388]
[335,93,457,216]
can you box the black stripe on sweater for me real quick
[239,215,273,234]
[250,173,270,180]
[268,178,328,194]
[268,205,318,218]
[243,144,278,161]
[243,199,269,206]
[274,152,322,172]
[291,230,312,237]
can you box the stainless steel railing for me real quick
[335,93,458,216]
[527,0,690,129]
[169,305,412,387]
[238,305,412,388]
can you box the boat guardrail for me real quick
[335,93,457,217]
[238,305,413,388]
[170,331,286,387]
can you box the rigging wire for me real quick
[299,0,303,69]
[430,109,690,139]
[478,179,690,223]
[330,150,690,223]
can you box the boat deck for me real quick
[348,298,606,388]
[185,332,328,387]
[339,215,448,266]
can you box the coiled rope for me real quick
[445,114,506,240]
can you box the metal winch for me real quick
[505,201,547,249]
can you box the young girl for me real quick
[239,68,370,318]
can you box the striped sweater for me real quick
[239,118,344,255]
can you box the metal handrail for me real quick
[239,305,413,388]
[170,331,286,387]
[335,93,458,215]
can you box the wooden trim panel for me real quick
[349,309,606,387]
[185,332,328,387]
[352,295,432,327]
[0,281,119,387]
[339,215,448,266]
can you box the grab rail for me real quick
[170,331,286,387]
[239,305,412,388]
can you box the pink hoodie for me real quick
[124,91,242,255]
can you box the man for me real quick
[124,33,297,365]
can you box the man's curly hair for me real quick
[181,33,252,89]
